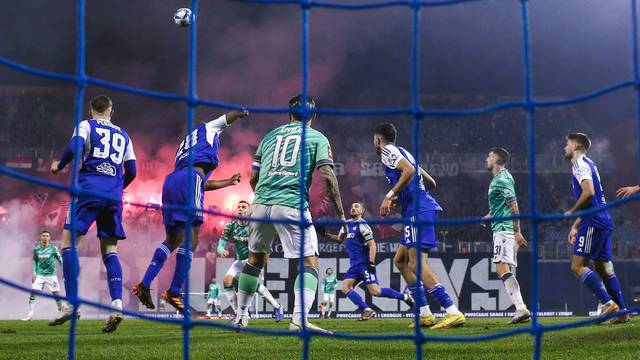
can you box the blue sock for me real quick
[580,270,612,304]
[603,274,625,309]
[61,247,80,300]
[347,291,369,310]
[380,287,405,300]
[409,284,427,308]
[428,284,454,309]
[142,243,175,288]
[169,247,193,295]
[102,252,123,301]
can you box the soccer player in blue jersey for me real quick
[324,202,414,321]
[133,109,249,312]
[374,124,465,329]
[48,95,136,333]
[563,133,629,323]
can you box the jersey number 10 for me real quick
[93,128,126,165]
[272,135,301,167]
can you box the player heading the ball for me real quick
[133,109,249,313]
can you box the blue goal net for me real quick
[1,1,639,359]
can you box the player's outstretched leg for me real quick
[102,247,124,333]
[135,242,176,310]
[223,284,237,315]
[164,247,193,313]
[256,283,284,322]
[343,279,375,321]
[236,263,261,328]
[22,294,36,321]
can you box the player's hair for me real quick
[238,200,251,206]
[41,230,50,235]
[288,94,317,121]
[352,201,365,210]
[374,124,397,143]
[325,267,333,272]
[90,95,113,114]
[489,147,510,165]
[566,132,591,151]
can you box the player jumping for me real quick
[49,95,137,333]
[320,267,337,318]
[324,202,414,321]
[133,110,249,312]
[483,148,531,324]
[235,94,346,334]
[563,133,629,323]
[205,279,222,318]
[217,200,284,321]
[374,123,465,330]
[22,230,63,321]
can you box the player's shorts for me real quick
[573,225,613,261]
[161,169,205,233]
[207,298,221,306]
[225,259,264,281]
[32,275,61,292]
[64,196,125,239]
[401,210,438,251]
[248,204,318,259]
[344,263,378,285]
[323,293,336,303]
[492,231,518,267]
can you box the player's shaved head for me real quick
[374,124,397,143]
[350,202,365,219]
[489,147,510,165]
[90,95,113,114]
[566,132,591,151]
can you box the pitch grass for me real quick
[0,317,638,360]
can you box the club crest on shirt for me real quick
[389,153,399,164]
[96,162,116,176]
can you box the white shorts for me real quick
[492,231,518,267]
[323,293,336,303]
[32,275,61,292]
[249,204,319,259]
[207,298,221,306]
[225,259,264,281]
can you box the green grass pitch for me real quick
[0,317,638,359]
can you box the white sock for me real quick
[56,300,63,311]
[224,288,238,314]
[321,303,326,317]
[327,304,332,317]
[111,299,123,312]
[419,305,432,317]
[293,288,317,324]
[502,273,526,312]
[257,284,280,308]
[28,301,35,314]
[445,304,462,315]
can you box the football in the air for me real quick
[174,8,192,27]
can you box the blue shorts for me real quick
[162,169,205,233]
[64,197,125,239]
[401,210,438,251]
[344,263,378,285]
[574,225,613,261]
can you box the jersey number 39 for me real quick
[93,128,126,164]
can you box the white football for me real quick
[174,8,192,27]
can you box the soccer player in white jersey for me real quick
[22,231,63,321]
[49,95,137,333]
[483,148,530,324]
[563,133,629,323]
[374,124,465,329]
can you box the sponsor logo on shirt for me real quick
[96,162,116,176]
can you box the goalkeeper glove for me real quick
[367,262,376,275]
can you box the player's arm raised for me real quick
[216,224,231,257]
[222,109,249,125]
[616,185,640,198]
[380,158,415,217]
[204,173,241,191]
